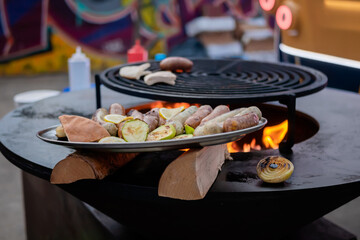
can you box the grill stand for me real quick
[279,94,296,153]
[95,74,296,153]
[96,74,102,109]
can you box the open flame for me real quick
[149,101,199,109]
[262,120,288,149]
[143,102,289,153]
[227,120,288,153]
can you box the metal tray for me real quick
[37,118,267,152]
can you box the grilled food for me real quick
[184,105,213,129]
[119,63,151,80]
[160,57,193,72]
[256,156,294,183]
[56,104,262,143]
[59,115,110,142]
[147,124,176,141]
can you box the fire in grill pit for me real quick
[131,101,317,153]
[227,119,288,153]
[96,59,327,152]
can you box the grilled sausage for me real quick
[160,57,193,72]
[223,113,259,132]
[145,108,160,118]
[234,106,262,120]
[91,108,119,136]
[102,122,118,136]
[92,108,108,125]
[199,105,230,126]
[184,105,213,129]
[167,106,198,135]
[109,103,125,115]
[193,108,244,136]
[159,116,166,126]
[144,108,160,131]
[143,115,159,132]
[127,109,144,120]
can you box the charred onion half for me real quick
[256,156,294,183]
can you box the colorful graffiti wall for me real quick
[0,0,259,75]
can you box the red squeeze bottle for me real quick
[127,40,148,63]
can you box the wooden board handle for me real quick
[50,152,138,184]
[158,144,230,200]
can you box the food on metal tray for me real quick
[235,106,262,120]
[55,125,66,138]
[56,104,262,143]
[104,114,133,124]
[199,105,230,126]
[184,105,213,129]
[144,71,176,86]
[127,109,144,120]
[99,136,126,143]
[101,122,118,136]
[59,115,110,142]
[117,121,126,139]
[109,103,126,115]
[119,63,151,80]
[121,119,149,142]
[194,106,262,136]
[160,57,193,72]
[143,114,159,132]
[256,156,294,183]
[159,106,184,120]
[167,106,198,135]
[173,134,193,139]
[144,108,161,128]
[223,113,259,132]
[92,109,119,136]
[144,108,160,118]
[92,108,108,125]
[184,125,195,134]
[158,115,166,126]
[193,108,245,136]
[147,124,176,141]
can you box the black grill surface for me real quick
[99,59,327,104]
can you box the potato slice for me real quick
[173,134,193,140]
[59,115,110,142]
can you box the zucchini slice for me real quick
[98,136,126,143]
[121,119,149,142]
[147,124,176,141]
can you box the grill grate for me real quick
[96,59,327,153]
[99,59,327,104]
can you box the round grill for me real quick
[99,59,327,104]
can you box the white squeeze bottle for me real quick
[68,46,91,91]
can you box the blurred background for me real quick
[0,0,276,75]
[0,0,359,239]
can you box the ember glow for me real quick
[142,101,289,153]
[227,120,288,153]
[262,120,288,149]
[149,101,198,109]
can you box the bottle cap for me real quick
[155,53,167,61]
[69,46,88,62]
[127,40,148,63]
